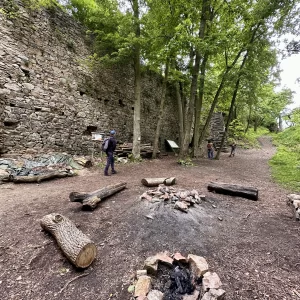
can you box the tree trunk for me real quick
[152,59,170,158]
[132,0,141,159]
[215,52,248,160]
[141,177,176,187]
[193,51,208,157]
[198,48,244,148]
[175,81,184,148]
[207,182,258,200]
[180,0,210,158]
[215,22,263,160]
[69,182,127,208]
[245,104,252,133]
[278,114,283,132]
[11,171,72,183]
[40,213,97,268]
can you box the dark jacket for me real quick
[106,136,117,153]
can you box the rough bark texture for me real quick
[152,59,169,158]
[40,213,97,268]
[132,0,141,159]
[69,182,127,209]
[11,171,71,183]
[141,177,176,187]
[207,182,258,200]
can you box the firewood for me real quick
[40,213,97,268]
[141,177,176,187]
[207,182,258,200]
[11,171,71,183]
[69,182,127,209]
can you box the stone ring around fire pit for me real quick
[128,251,225,300]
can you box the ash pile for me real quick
[129,251,225,300]
[140,185,205,213]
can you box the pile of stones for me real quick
[140,185,205,213]
[129,251,225,300]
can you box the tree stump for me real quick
[207,182,258,200]
[40,213,97,268]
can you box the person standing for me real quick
[229,142,236,157]
[104,130,117,176]
[207,140,214,159]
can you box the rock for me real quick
[202,272,222,291]
[183,290,200,300]
[217,217,223,221]
[22,83,35,90]
[134,275,151,298]
[201,288,226,300]
[0,169,9,182]
[147,290,164,300]
[144,256,158,275]
[155,251,173,266]
[127,285,135,293]
[174,201,188,213]
[173,252,188,263]
[136,270,147,278]
[287,194,300,201]
[188,254,209,278]
[144,251,173,274]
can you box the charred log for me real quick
[207,182,258,200]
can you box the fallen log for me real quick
[207,182,258,201]
[10,171,71,183]
[40,213,97,268]
[141,177,176,187]
[69,182,127,209]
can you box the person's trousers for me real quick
[104,152,115,174]
[208,149,214,159]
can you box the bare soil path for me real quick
[0,137,299,300]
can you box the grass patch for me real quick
[269,125,300,192]
[230,127,269,149]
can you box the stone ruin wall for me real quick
[0,1,179,155]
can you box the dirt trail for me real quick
[0,137,299,300]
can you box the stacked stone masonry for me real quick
[0,1,179,155]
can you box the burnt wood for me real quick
[207,182,258,200]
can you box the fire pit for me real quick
[129,251,225,300]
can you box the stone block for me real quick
[188,254,209,278]
[202,272,222,291]
[134,275,151,298]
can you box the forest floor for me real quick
[0,136,299,300]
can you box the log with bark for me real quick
[40,213,97,268]
[69,182,127,210]
[141,177,176,187]
[207,182,258,201]
[10,171,72,183]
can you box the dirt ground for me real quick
[0,137,299,300]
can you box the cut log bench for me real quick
[40,213,97,268]
[207,182,258,201]
[141,177,176,187]
[69,182,127,210]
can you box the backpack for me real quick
[101,138,109,151]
